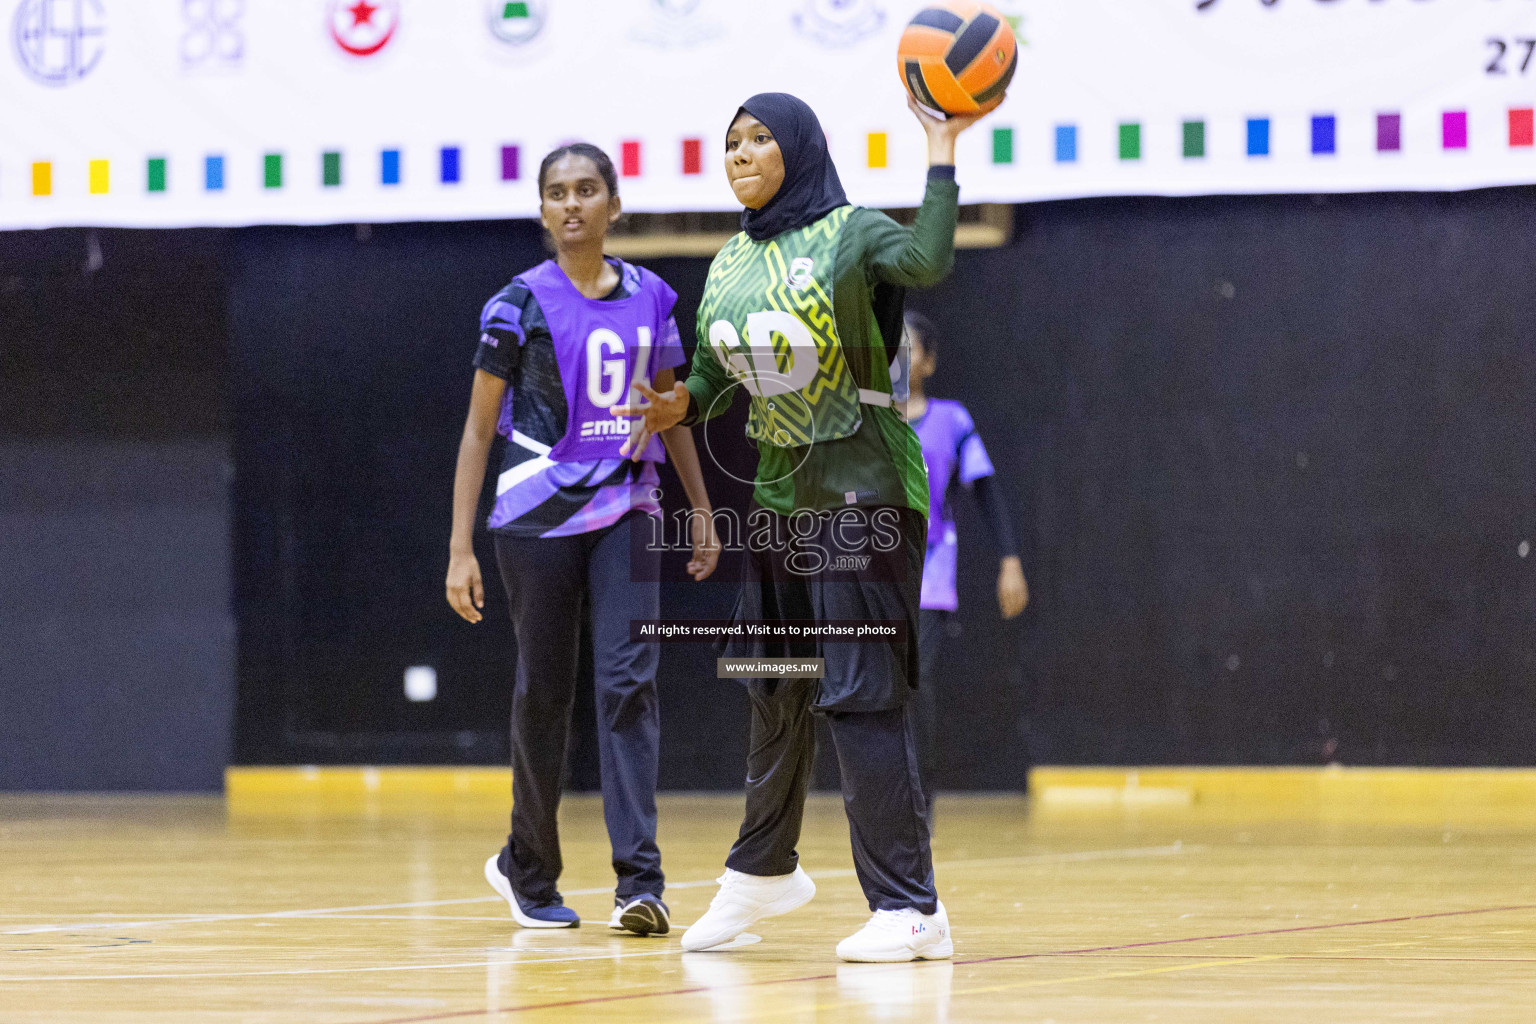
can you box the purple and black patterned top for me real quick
[474,257,685,538]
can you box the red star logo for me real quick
[330,0,398,57]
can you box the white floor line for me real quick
[0,948,680,983]
[3,844,1190,938]
[244,914,535,922]
[4,897,502,936]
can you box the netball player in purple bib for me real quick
[446,144,719,936]
[899,312,1027,826]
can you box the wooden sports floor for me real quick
[3,774,1535,1023]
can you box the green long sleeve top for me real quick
[684,168,960,515]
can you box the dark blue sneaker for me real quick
[608,893,670,936]
[484,854,580,928]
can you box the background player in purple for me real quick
[445,144,719,936]
[900,312,1028,825]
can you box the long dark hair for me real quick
[537,143,619,199]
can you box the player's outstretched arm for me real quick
[860,100,988,290]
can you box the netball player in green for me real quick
[615,92,981,962]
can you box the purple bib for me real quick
[518,259,677,463]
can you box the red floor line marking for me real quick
[1269,955,1536,963]
[1042,953,1536,963]
[958,903,1536,965]
[346,902,1536,1024]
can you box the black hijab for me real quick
[736,93,848,242]
[732,92,907,365]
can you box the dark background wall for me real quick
[942,191,1536,767]
[5,188,1535,791]
[1,230,235,790]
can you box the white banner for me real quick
[4,0,1536,230]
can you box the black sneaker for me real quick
[608,893,670,936]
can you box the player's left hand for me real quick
[998,555,1028,619]
[615,381,689,461]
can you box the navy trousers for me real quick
[724,677,938,915]
[493,511,664,903]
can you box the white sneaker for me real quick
[679,866,816,951]
[835,901,953,962]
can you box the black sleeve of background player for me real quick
[971,474,1021,559]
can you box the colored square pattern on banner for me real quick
[992,127,1013,165]
[867,133,887,169]
[1183,121,1205,159]
[1377,114,1402,152]
[1312,116,1336,155]
[1119,123,1141,161]
[13,106,1536,214]
[1512,108,1535,148]
[1247,119,1270,157]
[1055,125,1077,163]
[1443,111,1468,150]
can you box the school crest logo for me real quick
[791,0,883,49]
[12,0,106,86]
[328,0,398,57]
[786,257,815,290]
[489,0,543,44]
[181,0,244,73]
[630,0,723,50]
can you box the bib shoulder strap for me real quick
[515,259,565,294]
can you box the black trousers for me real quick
[720,506,937,915]
[915,608,950,824]
[493,511,663,903]
[724,678,937,914]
